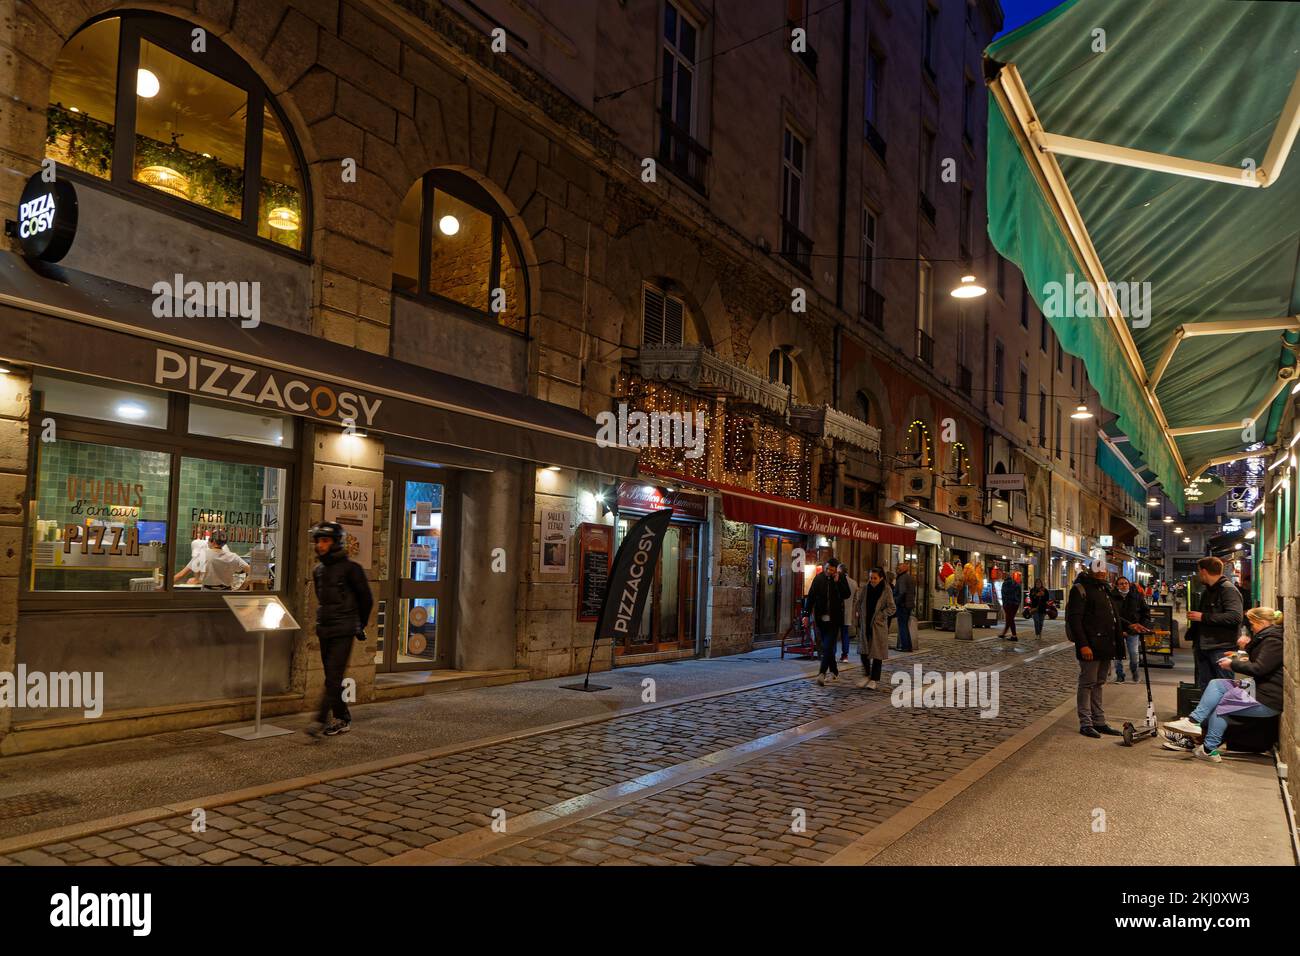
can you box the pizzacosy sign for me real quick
[154,348,383,428]
[13,172,78,262]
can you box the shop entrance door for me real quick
[612,518,701,656]
[377,466,458,672]
[754,529,807,643]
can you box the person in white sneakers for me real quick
[1163,605,1284,763]
[854,567,895,689]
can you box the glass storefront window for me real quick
[497,233,526,333]
[134,40,247,218]
[34,374,169,430]
[188,399,293,448]
[173,456,286,592]
[30,439,171,592]
[45,17,120,180]
[258,105,304,250]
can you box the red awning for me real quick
[642,469,915,546]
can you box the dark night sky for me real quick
[995,0,1071,38]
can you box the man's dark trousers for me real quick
[317,633,354,723]
[818,624,839,676]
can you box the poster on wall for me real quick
[324,484,374,569]
[577,523,614,621]
[540,507,571,575]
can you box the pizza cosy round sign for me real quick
[16,171,78,262]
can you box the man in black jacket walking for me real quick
[1186,556,1243,689]
[1065,557,1124,738]
[308,521,373,737]
[805,558,851,685]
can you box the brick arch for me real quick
[841,365,892,460]
[606,220,733,357]
[745,312,829,405]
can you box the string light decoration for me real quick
[904,420,932,467]
[615,372,712,481]
[949,441,971,482]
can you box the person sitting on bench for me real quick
[1164,606,1283,763]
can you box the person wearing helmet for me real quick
[173,529,248,589]
[307,521,373,738]
[1066,555,1124,739]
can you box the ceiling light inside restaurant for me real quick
[950,275,985,298]
[438,214,460,236]
[138,165,190,200]
[136,68,160,98]
[267,206,300,231]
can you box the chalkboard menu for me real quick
[577,523,613,622]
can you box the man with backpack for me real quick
[1066,556,1124,739]
[307,521,373,738]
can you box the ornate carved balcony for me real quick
[636,344,791,414]
[789,404,881,452]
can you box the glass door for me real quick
[612,518,700,655]
[377,467,457,672]
[754,530,807,643]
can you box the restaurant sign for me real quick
[154,348,383,428]
[617,482,707,520]
[13,171,78,262]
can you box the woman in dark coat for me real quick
[1026,583,1051,637]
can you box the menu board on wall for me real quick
[324,484,375,569]
[540,507,571,575]
[577,523,613,622]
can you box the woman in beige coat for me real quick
[854,567,896,689]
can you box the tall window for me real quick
[1020,284,1030,328]
[780,126,812,270]
[1018,364,1028,422]
[919,128,935,200]
[45,13,308,249]
[865,49,884,143]
[960,186,973,257]
[917,257,933,335]
[993,341,1004,405]
[963,77,975,142]
[1038,389,1047,447]
[922,4,938,76]
[1057,337,1064,373]
[390,170,529,333]
[1041,312,1049,352]
[642,285,685,347]
[1071,356,1078,389]
[1055,404,1062,458]
[860,207,879,323]
[659,2,703,189]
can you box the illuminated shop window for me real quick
[390,170,530,334]
[30,439,171,592]
[44,14,308,251]
[173,456,286,592]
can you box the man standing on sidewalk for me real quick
[893,560,916,652]
[999,570,1023,640]
[1186,555,1242,689]
[1066,556,1124,739]
[806,558,851,686]
[307,521,373,738]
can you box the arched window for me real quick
[391,170,529,334]
[45,14,309,250]
[855,390,870,424]
[768,346,795,388]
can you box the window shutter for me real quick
[664,294,684,345]
[643,287,665,346]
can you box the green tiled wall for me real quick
[174,456,276,573]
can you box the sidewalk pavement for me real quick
[869,642,1296,866]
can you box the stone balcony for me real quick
[789,404,881,452]
[636,344,790,415]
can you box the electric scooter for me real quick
[1121,625,1157,746]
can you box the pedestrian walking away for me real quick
[806,557,851,685]
[999,571,1022,639]
[307,521,374,738]
[893,560,916,652]
[854,567,895,689]
[1065,556,1124,738]
[1186,556,1243,689]
[1111,576,1151,683]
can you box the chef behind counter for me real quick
[174,530,250,590]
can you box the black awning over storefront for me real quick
[0,254,637,476]
[894,503,1028,562]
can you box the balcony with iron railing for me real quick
[860,285,884,329]
[917,328,934,368]
[780,218,813,275]
[657,110,709,194]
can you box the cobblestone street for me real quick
[0,628,1081,867]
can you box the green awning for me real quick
[1096,438,1146,505]
[985,0,1300,513]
